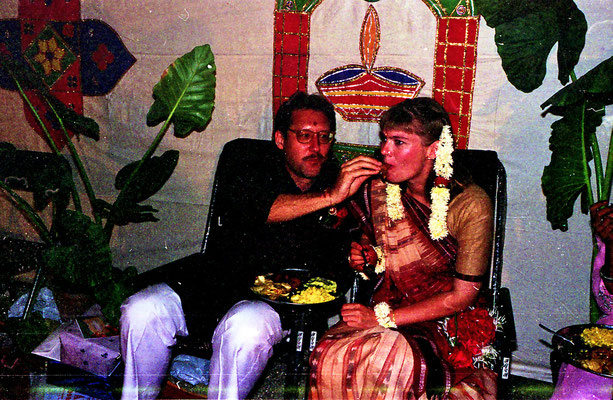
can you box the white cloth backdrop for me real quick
[1,0,612,382]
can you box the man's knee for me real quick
[213,300,283,346]
[120,283,186,334]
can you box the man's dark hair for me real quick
[379,97,451,146]
[273,91,336,137]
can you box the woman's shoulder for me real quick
[450,184,491,209]
[448,184,493,224]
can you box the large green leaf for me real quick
[556,2,587,85]
[494,11,558,93]
[95,198,159,226]
[114,150,179,203]
[0,143,73,212]
[541,102,605,230]
[542,56,613,112]
[475,0,587,92]
[146,45,216,138]
[46,95,100,141]
[44,210,113,290]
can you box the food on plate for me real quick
[291,286,335,304]
[251,274,338,304]
[251,275,292,300]
[290,277,337,304]
[580,326,613,348]
[576,326,613,375]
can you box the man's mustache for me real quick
[303,153,324,161]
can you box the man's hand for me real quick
[328,156,382,205]
[349,242,377,272]
[590,201,613,246]
[341,303,378,329]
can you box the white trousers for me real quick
[119,284,284,400]
[120,283,188,400]
[208,300,285,400]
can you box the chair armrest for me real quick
[493,287,516,381]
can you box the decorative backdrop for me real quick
[0,0,612,384]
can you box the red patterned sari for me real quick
[309,179,497,400]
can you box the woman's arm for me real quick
[342,186,494,329]
[590,202,613,293]
[341,278,481,329]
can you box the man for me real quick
[119,91,382,400]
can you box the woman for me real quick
[309,98,497,399]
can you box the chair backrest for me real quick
[199,138,279,257]
[200,140,507,307]
[453,150,507,309]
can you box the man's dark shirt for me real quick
[210,140,354,296]
[165,139,357,336]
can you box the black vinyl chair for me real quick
[146,139,516,398]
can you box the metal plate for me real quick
[552,323,613,378]
[250,268,342,308]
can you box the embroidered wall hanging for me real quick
[315,5,425,123]
[272,0,482,149]
[0,0,136,149]
[422,0,479,149]
[272,1,323,115]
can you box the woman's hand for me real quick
[341,303,379,329]
[348,242,377,272]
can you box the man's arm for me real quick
[267,156,382,223]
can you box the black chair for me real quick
[453,149,517,397]
[144,139,516,398]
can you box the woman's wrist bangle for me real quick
[374,302,397,328]
[600,268,613,283]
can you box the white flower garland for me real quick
[429,125,454,240]
[374,302,397,328]
[434,125,454,180]
[386,183,404,221]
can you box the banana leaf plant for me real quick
[0,44,216,332]
[475,0,613,319]
[541,57,613,231]
[474,0,587,93]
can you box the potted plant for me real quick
[0,44,216,349]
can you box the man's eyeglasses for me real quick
[288,129,335,145]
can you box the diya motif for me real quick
[315,5,424,123]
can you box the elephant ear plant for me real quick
[476,0,613,319]
[0,44,216,348]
